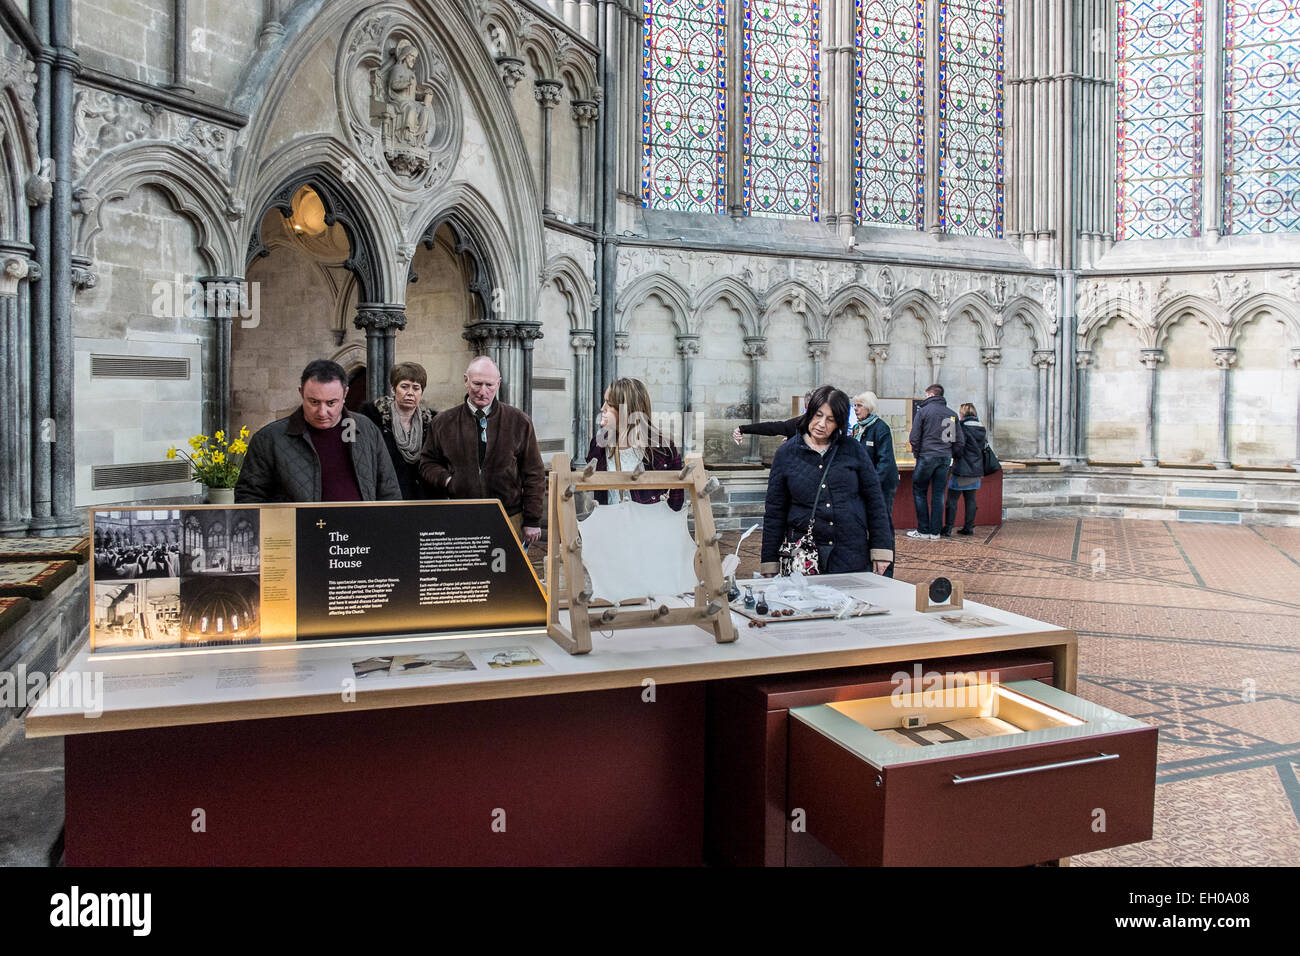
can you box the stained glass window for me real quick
[742,0,820,218]
[855,0,926,228]
[642,0,728,212]
[1223,0,1300,234]
[938,0,1004,237]
[1116,0,1203,240]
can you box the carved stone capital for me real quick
[70,254,97,292]
[1031,349,1055,369]
[0,256,27,296]
[980,347,1002,367]
[571,99,599,127]
[533,79,563,109]
[614,331,630,355]
[807,338,830,360]
[1291,348,1300,369]
[926,345,947,362]
[676,334,701,356]
[1139,348,1164,370]
[354,304,408,332]
[1212,347,1238,370]
[496,55,526,90]
[1075,349,1094,370]
[570,329,595,355]
[869,344,890,363]
[743,336,767,359]
[24,171,52,207]
[199,275,248,318]
[516,320,544,345]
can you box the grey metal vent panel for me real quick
[91,355,190,379]
[91,461,192,490]
[1176,487,1240,500]
[1176,509,1241,523]
[537,439,567,453]
[532,377,567,391]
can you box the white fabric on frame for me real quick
[579,499,699,604]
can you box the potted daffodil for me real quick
[167,427,251,504]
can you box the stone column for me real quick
[44,7,82,534]
[1139,348,1164,467]
[354,304,408,404]
[868,344,889,395]
[1075,349,1093,463]
[572,99,600,227]
[517,321,543,418]
[1212,347,1236,470]
[0,253,34,535]
[980,347,1002,437]
[676,334,700,415]
[168,0,193,93]
[258,0,284,48]
[534,80,564,216]
[571,330,596,457]
[1032,349,1055,460]
[199,276,247,438]
[927,345,947,384]
[613,331,629,378]
[808,339,829,386]
[743,336,767,463]
[1292,350,1300,470]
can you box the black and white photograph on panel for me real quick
[92,509,182,579]
[181,509,261,574]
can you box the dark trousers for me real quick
[944,487,977,532]
[881,484,897,577]
[912,456,949,535]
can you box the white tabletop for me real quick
[26,573,1071,736]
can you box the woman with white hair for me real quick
[851,391,900,576]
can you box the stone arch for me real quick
[74,143,240,276]
[541,253,597,330]
[1079,304,1152,352]
[1229,292,1300,350]
[230,0,542,309]
[520,25,559,80]
[1154,295,1226,350]
[890,289,941,345]
[694,276,762,338]
[763,279,826,339]
[0,43,38,244]
[247,159,391,304]
[413,202,505,326]
[616,272,692,337]
[947,291,1000,348]
[828,286,886,340]
[558,53,599,102]
[1002,294,1052,351]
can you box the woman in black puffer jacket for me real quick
[760,386,894,575]
[941,403,987,537]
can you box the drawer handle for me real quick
[951,752,1118,785]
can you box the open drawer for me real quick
[787,680,1157,866]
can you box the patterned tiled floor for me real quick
[720,517,1300,866]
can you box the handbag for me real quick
[778,444,838,576]
[982,440,1002,476]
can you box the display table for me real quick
[891,462,1020,531]
[30,574,1093,866]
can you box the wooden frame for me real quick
[544,453,738,655]
[915,578,964,613]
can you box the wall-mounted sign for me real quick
[89,501,545,654]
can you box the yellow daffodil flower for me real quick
[230,439,248,455]
[211,451,225,465]
[215,430,225,444]
[166,447,178,459]
[239,425,250,439]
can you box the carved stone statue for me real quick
[371,40,435,176]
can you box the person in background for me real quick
[941,403,987,537]
[761,385,894,576]
[586,377,684,511]
[906,383,964,541]
[851,391,900,577]
[731,390,812,446]
[418,356,546,547]
[359,361,437,500]
[235,359,400,503]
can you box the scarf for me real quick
[379,396,426,464]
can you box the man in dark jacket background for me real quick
[418,356,546,546]
[907,383,964,540]
[235,359,401,503]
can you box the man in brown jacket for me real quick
[418,356,546,545]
